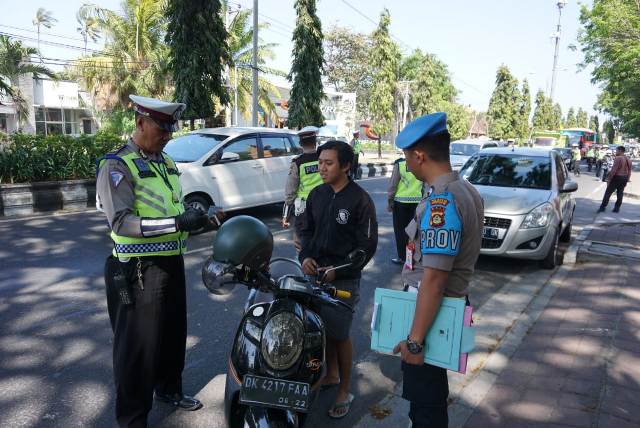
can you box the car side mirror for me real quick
[218,152,240,163]
[561,181,578,193]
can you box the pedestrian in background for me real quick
[392,113,483,428]
[283,126,323,252]
[388,157,423,265]
[97,95,215,427]
[350,130,362,179]
[598,145,633,213]
[571,143,581,176]
[595,146,604,178]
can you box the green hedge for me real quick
[0,132,124,184]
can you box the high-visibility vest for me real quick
[353,139,362,154]
[571,149,581,161]
[394,160,422,203]
[296,158,323,200]
[98,149,188,257]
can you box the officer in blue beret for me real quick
[392,113,484,427]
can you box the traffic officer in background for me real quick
[283,126,323,252]
[388,157,423,265]
[97,95,216,427]
[350,130,362,179]
[392,113,483,427]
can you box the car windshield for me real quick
[450,143,480,156]
[461,154,552,190]
[164,134,227,162]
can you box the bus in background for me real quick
[561,128,597,153]
[531,130,567,147]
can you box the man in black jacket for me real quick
[299,140,378,419]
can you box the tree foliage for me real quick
[368,9,399,138]
[410,51,457,117]
[531,89,554,130]
[166,0,230,127]
[287,0,324,128]
[324,25,372,120]
[76,5,101,55]
[565,107,576,128]
[589,115,600,132]
[552,103,563,131]
[578,0,640,136]
[576,107,588,128]
[487,65,521,139]
[517,79,531,140]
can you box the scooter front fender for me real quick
[243,405,299,428]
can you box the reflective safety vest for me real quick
[571,149,581,161]
[394,160,423,203]
[98,148,188,257]
[587,149,595,158]
[596,151,604,160]
[296,159,323,200]
[353,139,362,154]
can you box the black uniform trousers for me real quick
[351,154,360,179]
[393,202,419,260]
[600,175,629,210]
[402,362,449,427]
[105,254,187,428]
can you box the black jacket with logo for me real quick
[298,180,378,279]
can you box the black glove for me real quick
[176,208,209,232]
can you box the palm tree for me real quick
[0,35,56,124]
[32,8,57,53]
[76,4,101,56]
[72,0,169,109]
[225,4,283,124]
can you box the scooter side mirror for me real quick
[347,249,367,269]
[201,256,236,295]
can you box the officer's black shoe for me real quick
[155,392,203,411]
[391,258,404,265]
[597,207,605,213]
[613,207,620,213]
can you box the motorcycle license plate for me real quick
[483,227,499,240]
[240,374,311,412]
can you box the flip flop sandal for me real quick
[328,393,354,419]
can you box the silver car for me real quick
[459,147,578,269]
[450,139,500,170]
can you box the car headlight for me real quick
[520,203,553,229]
[261,312,304,371]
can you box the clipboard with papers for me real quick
[370,288,476,373]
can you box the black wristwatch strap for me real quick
[406,336,424,354]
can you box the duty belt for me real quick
[114,240,186,255]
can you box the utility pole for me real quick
[252,0,259,126]
[550,0,568,102]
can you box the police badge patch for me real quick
[430,206,445,227]
[110,171,124,188]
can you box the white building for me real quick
[0,75,97,136]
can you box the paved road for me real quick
[0,170,606,427]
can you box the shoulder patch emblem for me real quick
[430,205,445,228]
[110,171,124,188]
[336,209,350,225]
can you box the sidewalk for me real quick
[461,224,640,427]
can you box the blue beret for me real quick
[396,112,448,149]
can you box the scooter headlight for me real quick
[261,312,304,371]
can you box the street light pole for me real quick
[252,0,259,127]
[550,0,568,102]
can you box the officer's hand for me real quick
[302,258,318,275]
[387,201,394,212]
[393,340,424,366]
[318,266,336,283]
[176,208,209,232]
[282,218,290,229]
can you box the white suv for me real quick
[164,127,302,212]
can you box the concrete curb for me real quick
[0,179,96,217]
[359,163,394,179]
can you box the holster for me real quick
[106,256,136,306]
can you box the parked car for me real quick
[450,139,500,170]
[459,147,577,269]
[164,127,302,212]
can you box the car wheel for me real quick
[540,231,560,270]
[559,219,572,243]
[184,194,213,234]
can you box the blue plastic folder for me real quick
[370,288,476,372]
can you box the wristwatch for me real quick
[406,336,424,354]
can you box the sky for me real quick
[1,0,602,119]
